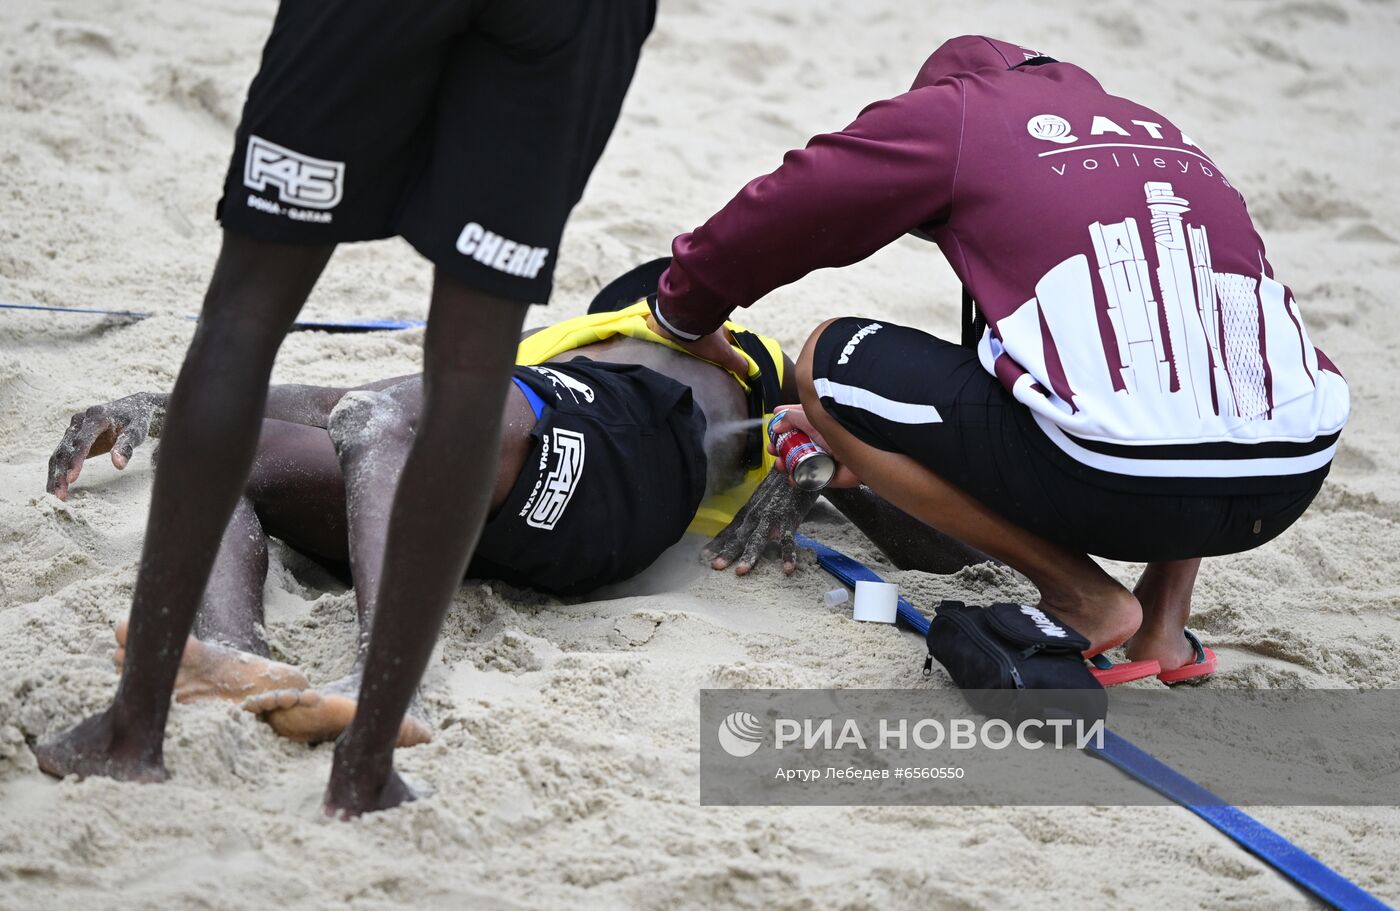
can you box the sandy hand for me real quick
[114,619,308,703]
[243,680,433,748]
[47,392,169,499]
[705,468,820,575]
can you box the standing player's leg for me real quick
[36,234,333,781]
[317,0,656,816]
[326,275,527,815]
[35,0,489,783]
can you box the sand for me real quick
[2,0,1399,908]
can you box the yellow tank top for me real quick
[515,302,783,537]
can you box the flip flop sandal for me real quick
[1086,653,1161,686]
[1156,629,1218,684]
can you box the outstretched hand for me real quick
[704,468,820,575]
[47,392,169,500]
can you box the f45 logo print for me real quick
[525,429,586,530]
[243,135,345,210]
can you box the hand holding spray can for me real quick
[767,410,837,491]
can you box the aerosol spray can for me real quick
[767,412,837,491]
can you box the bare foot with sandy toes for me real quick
[34,710,168,783]
[243,677,432,748]
[114,620,308,703]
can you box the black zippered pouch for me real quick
[926,601,1105,724]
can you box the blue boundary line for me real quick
[795,532,1392,911]
[0,301,424,333]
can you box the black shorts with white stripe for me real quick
[809,317,1327,562]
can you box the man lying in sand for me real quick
[47,297,987,747]
[656,35,1350,686]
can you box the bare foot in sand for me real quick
[242,677,432,748]
[34,710,168,783]
[325,737,419,818]
[114,620,308,704]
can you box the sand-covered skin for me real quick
[3,0,1399,908]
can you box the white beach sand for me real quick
[2,0,1398,908]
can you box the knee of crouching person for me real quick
[796,318,845,407]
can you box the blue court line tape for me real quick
[1088,732,1391,911]
[795,531,1392,911]
[0,301,424,333]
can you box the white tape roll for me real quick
[852,580,898,624]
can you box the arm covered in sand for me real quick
[45,374,420,500]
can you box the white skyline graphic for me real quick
[1008,180,1318,423]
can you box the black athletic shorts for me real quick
[217,0,656,303]
[468,358,708,595]
[810,318,1328,563]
